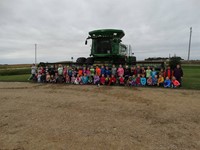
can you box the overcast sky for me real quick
[0,0,199,64]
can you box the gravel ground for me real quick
[0,82,200,150]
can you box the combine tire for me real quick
[76,57,86,64]
[86,57,94,65]
[114,58,125,65]
[129,56,136,65]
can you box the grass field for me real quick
[0,64,199,90]
[182,65,200,90]
[0,74,30,82]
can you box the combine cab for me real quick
[76,29,136,65]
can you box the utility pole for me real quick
[188,27,192,61]
[35,44,37,65]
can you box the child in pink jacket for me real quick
[117,65,124,77]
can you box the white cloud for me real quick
[0,0,199,64]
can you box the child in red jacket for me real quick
[109,75,116,86]
[136,74,141,86]
[171,76,180,88]
[100,74,106,85]
[119,75,125,86]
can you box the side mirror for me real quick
[85,40,87,45]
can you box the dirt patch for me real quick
[0,82,200,150]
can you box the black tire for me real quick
[131,56,136,65]
[85,57,94,65]
[76,57,86,64]
[114,58,126,65]
[128,56,136,65]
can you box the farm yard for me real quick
[0,82,200,149]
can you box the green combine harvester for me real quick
[39,29,165,69]
[76,29,136,65]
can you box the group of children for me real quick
[29,64,182,88]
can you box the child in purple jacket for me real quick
[93,73,100,85]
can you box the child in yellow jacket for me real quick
[157,74,164,87]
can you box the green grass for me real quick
[0,68,30,76]
[0,74,30,82]
[182,65,200,90]
[0,64,30,69]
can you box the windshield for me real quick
[95,39,112,54]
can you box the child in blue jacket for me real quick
[81,73,88,84]
[164,77,171,88]
[140,74,146,86]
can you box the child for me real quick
[93,73,100,85]
[157,74,164,87]
[82,67,87,75]
[164,77,171,88]
[71,74,76,84]
[57,64,63,76]
[108,74,116,86]
[63,65,67,77]
[151,67,157,78]
[105,75,110,85]
[105,66,111,76]
[117,64,124,77]
[159,68,164,78]
[147,76,153,86]
[65,74,70,84]
[81,73,88,85]
[101,65,106,76]
[119,75,125,86]
[86,67,91,76]
[95,66,101,76]
[141,67,146,76]
[124,65,130,82]
[131,75,137,86]
[37,73,42,83]
[171,76,180,88]
[78,67,83,77]
[100,74,106,85]
[88,75,93,84]
[164,65,173,79]
[46,72,51,83]
[136,65,141,75]
[90,66,95,77]
[130,66,137,76]
[111,64,117,76]
[68,67,73,77]
[75,74,81,85]
[146,66,152,78]
[126,76,132,86]
[28,64,37,81]
[49,74,54,83]
[152,75,158,86]
[140,74,146,86]
[136,74,141,86]
[41,72,46,83]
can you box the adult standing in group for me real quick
[28,63,37,80]
[173,64,183,86]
